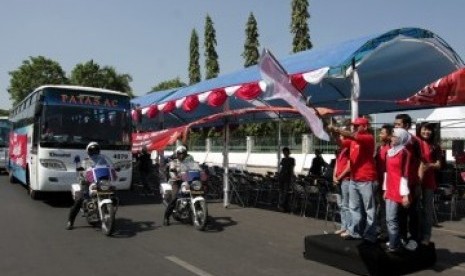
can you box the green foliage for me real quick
[0,109,10,116]
[188,29,202,84]
[204,15,220,80]
[8,56,68,105]
[291,0,312,53]
[70,60,134,97]
[242,12,260,68]
[150,77,186,93]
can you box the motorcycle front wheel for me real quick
[101,203,116,236]
[193,200,208,231]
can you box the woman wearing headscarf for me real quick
[383,128,411,252]
[418,123,443,245]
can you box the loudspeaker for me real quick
[452,140,464,156]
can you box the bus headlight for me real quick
[114,160,131,171]
[39,159,66,171]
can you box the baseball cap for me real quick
[352,117,369,126]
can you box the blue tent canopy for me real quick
[132,27,464,130]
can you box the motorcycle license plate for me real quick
[190,190,204,195]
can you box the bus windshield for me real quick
[40,105,131,149]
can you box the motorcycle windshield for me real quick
[184,171,201,182]
[85,166,113,183]
[180,161,201,181]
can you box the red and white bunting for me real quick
[132,68,329,118]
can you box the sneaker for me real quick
[341,232,356,240]
[386,247,401,253]
[404,240,418,251]
[334,229,345,235]
[66,221,73,230]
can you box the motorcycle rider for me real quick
[163,145,194,226]
[66,142,113,230]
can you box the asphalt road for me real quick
[0,176,464,276]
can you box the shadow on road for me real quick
[117,190,162,206]
[203,216,238,232]
[434,248,465,272]
[111,218,158,238]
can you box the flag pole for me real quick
[350,58,359,120]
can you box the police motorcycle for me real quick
[71,155,119,236]
[161,161,208,231]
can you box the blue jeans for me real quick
[421,188,434,242]
[348,180,378,242]
[386,199,401,249]
[339,180,351,231]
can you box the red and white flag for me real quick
[259,49,330,141]
[397,68,465,106]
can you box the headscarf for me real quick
[388,128,409,157]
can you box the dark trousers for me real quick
[399,190,420,241]
[68,197,84,224]
[139,171,150,192]
[164,195,179,220]
[164,182,180,220]
[278,179,291,211]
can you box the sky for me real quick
[1,0,465,110]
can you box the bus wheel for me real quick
[29,188,40,200]
[26,169,40,200]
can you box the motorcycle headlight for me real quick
[181,183,190,193]
[191,180,202,191]
[98,180,110,191]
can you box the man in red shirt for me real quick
[394,114,421,242]
[375,124,393,240]
[328,117,378,243]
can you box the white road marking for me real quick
[165,255,215,276]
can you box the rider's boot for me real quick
[66,221,74,230]
[163,216,170,226]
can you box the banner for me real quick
[9,133,27,168]
[397,68,465,106]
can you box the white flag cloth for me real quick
[259,49,330,141]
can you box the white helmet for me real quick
[176,145,187,154]
[86,142,100,156]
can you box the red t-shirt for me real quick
[419,139,442,190]
[404,134,421,187]
[376,144,390,185]
[385,148,411,203]
[349,132,377,182]
[335,147,350,180]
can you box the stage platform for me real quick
[304,234,436,275]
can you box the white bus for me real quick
[8,85,132,199]
[0,116,11,171]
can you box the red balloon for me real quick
[182,95,199,112]
[207,89,227,107]
[235,82,261,100]
[146,105,158,118]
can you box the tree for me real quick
[291,0,312,53]
[242,12,260,68]
[188,29,202,85]
[70,60,133,97]
[204,14,220,79]
[151,77,186,93]
[8,56,68,105]
[0,109,9,116]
